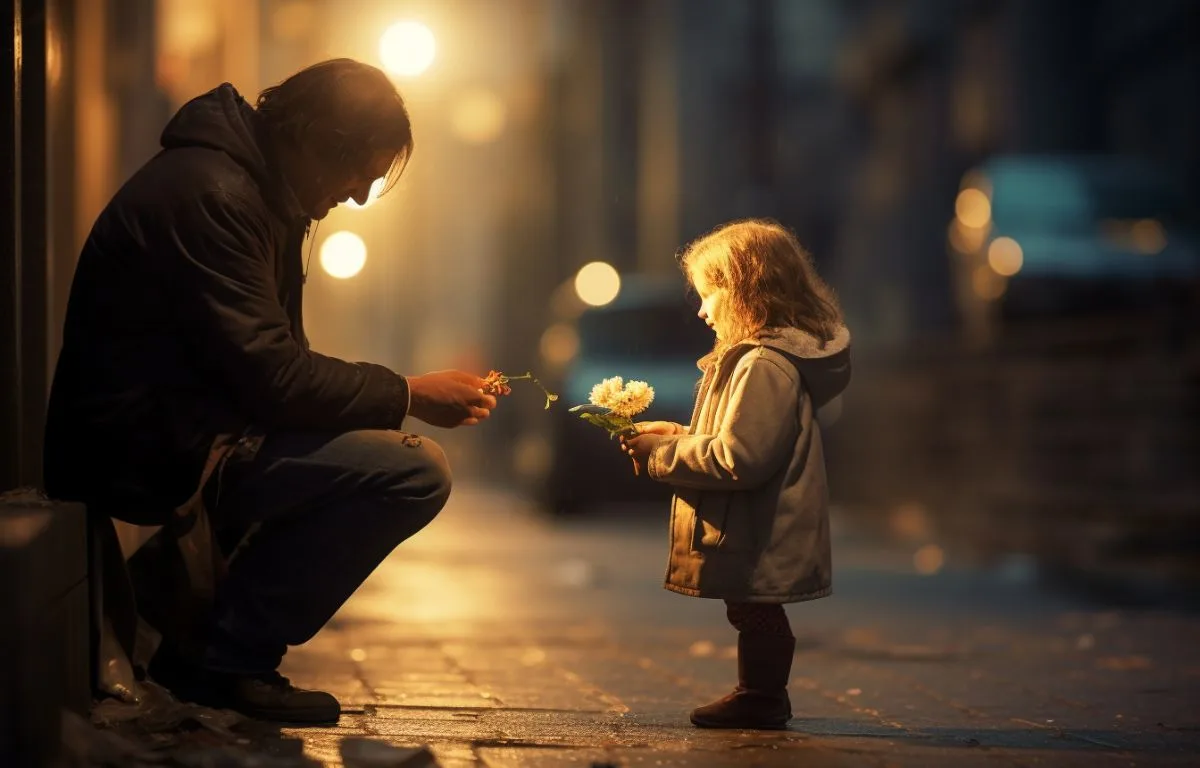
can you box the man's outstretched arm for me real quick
[165,190,410,430]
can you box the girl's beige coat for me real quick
[648,325,851,603]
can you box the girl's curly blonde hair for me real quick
[680,218,843,354]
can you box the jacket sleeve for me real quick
[164,190,409,430]
[647,355,800,490]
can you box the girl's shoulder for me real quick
[729,345,802,384]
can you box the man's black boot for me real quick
[689,633,794,729]
[150,650,340,725]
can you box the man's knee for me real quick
[374,431,452,513]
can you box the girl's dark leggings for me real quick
[725,600,794,638]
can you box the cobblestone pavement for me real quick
[262,484,1200,767]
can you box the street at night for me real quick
[257,484,1200,766]
[4,1,1199,766]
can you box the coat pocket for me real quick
[690,493,734,551]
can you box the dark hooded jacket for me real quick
[44,84,409,524]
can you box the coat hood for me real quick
[705,325,850,409]
[755,325,851,408]
[159,83,305,220]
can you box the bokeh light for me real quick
[948,218,989,254]
[971,263,1006,300]
[319,231,367,279]
[574,261,621,306]
[1131,219,1166,254]
[914,544,946,575]
[955,188,992,229]
[380,21,436,77]
[987,236,1024,276]
[539,323,580,366]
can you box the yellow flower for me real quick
[589,376,625,408]
[589,377,655,419]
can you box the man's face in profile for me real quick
[294,149,396,220]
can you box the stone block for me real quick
[0,491,90,765]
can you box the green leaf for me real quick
[574,408,635,439]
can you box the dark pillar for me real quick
[2,0,49,492]
[2,0,21,492]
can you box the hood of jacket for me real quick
[159,83,306,222]
[706,325,851,409]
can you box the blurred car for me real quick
[515,275,714,515]
[949,154,1200,326]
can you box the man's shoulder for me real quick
[129,146,270,214]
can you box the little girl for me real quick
[621,218,851,730]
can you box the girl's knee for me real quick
[725,601,792,637]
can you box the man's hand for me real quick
[407,370,498,428]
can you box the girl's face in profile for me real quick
[693,269,731,340]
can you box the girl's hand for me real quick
[633,420,679,436]
[620,433,662,470]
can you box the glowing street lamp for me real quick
[320,231,367,278]
[379,21,436,77]
[574,261,621,307]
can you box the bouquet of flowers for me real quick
[569,376,655,438]
[569,377,655,474]
[482,370,558,410]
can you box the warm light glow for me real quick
[574,262,621,307]
[1131,219,1166,254]
[914,544,945,575]
[689,640,716,658]
[345,178,386,210]
[971,264,1006,300]
[987,237,1024,276]
[521,647,547,666]
[319,231,367,279]
[379,21,436,77]
[451,89,508,145]
[539,323,579,366]
[889,502,931,541]
[955,188,992,229]
[948,219,989,254]
[46,27,62,87]
[158,0,219,57]
[270,0,316,41]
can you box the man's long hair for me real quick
[256,58,413,194]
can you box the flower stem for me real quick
[505,372,559,409]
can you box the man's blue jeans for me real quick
[200,429,451,674]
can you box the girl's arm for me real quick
[646,355,800,490]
